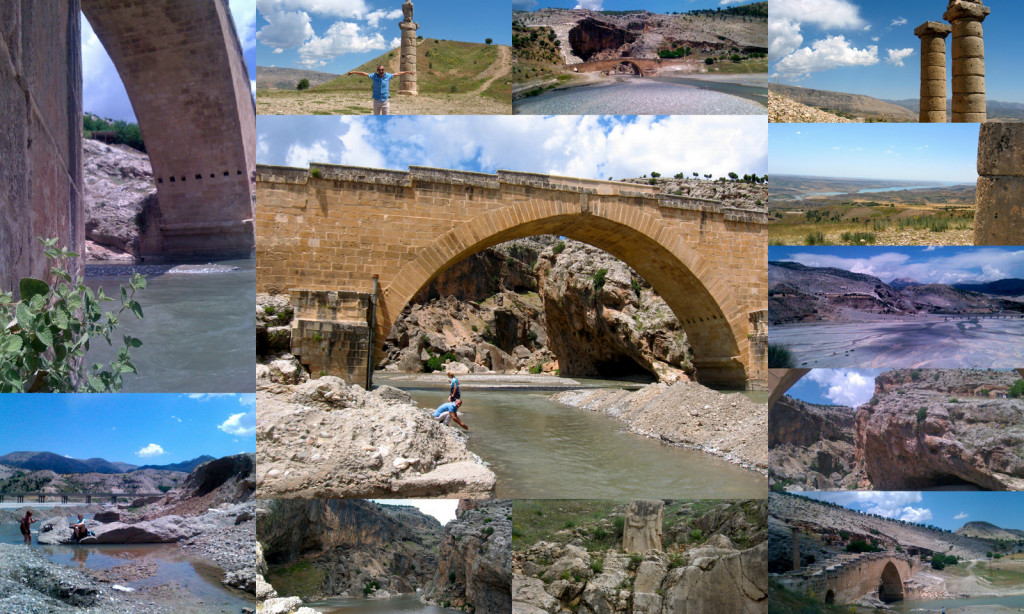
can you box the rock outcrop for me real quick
[855,369,1024,490]
[82,137,155,261]
[550,382,768,473]
[568,18,638,61]
[258,499,443,599]
[255,375,496,499]
[426,500,512,613]
[768,396,859,491]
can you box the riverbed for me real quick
[769,317,1024,368]
[1,514,253,612]
[513,77,766,115]
[377,374,766,499]
[84,259,256,392]
[890,594,1024,612]
[304,596,461,613]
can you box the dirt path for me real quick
[473,45,511,94]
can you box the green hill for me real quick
[312,39,502,96]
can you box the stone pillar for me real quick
[944,0,990,122]
[914,21,952,123]
[622,500,664,554]
[792,528,800,571]
[398,0,418,96]
[975,123,1024,244]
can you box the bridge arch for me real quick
[824,589,835,604]
[879,561,904,602]
[254,164,767,389]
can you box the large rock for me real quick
[82,138,154,260]
[660,542,767,614]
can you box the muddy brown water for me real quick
[305,596,461,613]
[378,374,766,499]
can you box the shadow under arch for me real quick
[381,208,747,387]
[878,561,904,603]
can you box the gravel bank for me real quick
[769,91,853,123]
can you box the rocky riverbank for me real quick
[550,382,768,474]
[254,371,496,499]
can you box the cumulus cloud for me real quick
[774,35,878,79]
[256,9,314,49]
[365,8,402,28]
[575,0,603,9]
[256,0,368,19]
[778,248,1024,286]
[298,21,388,66]
[769,0,866,59]
[81,14,136,122]
[954,512,969,520]
[285,140,333,167]
[136,443,165,458]
[812,492,931,522]
[886,47,915,66]
[229,0,258,51]
[806,369,876,407]
[891,17,908,27]
[218,412,257,437]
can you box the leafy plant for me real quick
[296,78,310,90]
[916,407,928,423]
[591,268,608,293]
[552,241,565,255]
[0,238,146,392]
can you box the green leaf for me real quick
[18,278,48,302]
[129,301,143,320]
[120,286,127,304]
[3,335,23,353]
[51,308,70,330]
[35,327,53,347]
[15,302,33,327]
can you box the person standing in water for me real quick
[447,370,461,403]
[20,510,38,545]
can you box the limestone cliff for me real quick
[258,499,443,600]
[82,137,155,261]
[768,396,859,491]
[426,499,512,613]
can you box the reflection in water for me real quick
[306,596,461,614]
[84,259,256,393]
[380,376,766,499]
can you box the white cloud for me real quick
[899,506,933,523]
[229,0,258,51]
[170,415,183,423]
[256,9,314,49]
[186,393,238,401]
[891,17,908,27]
[774,35,878,79]
[239,394,257,407]
[273,47,284,53]
[218,412,257,437]
[256,0,368,19]
[954,512,969,520]
[886,48,915,67]
[365,8,402,28]
[298,21,388,66]
[336,118,388,168]
[81,14,135,122]
[136,443,165,458]
[575,0,603,9]
[373,499,459,524]
[780,248,1024,285]
[806,369,876,407]
[769,0,866,59]
[817,492,931,522]
[285,140,333,168]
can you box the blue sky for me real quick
[514,0,763,11]
[373,499,458,524]
[83,0,256,122]
[799,492,1024,531]
[770,1,1024,102]
[769,246,1024,286]
[786,369,884,407]
[769,123,978,183]
[254,0,510,74]
[256,114,768,179]
[0,394,256,464]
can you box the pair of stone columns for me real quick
[915,0,990,123]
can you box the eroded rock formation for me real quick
[83,138,156,261]
[568,18,638,61]
[769,396,859,490]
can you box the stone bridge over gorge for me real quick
[775,551,916,605]
[572,57,691,77]
[255,164,768,389]
[1,0,255,295]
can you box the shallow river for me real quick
[1,515,252,612]
[377,375,766,499]
[513,77,766,115]
[305,596,460,613]
[84,259,256,393]
[890,594,1024,612]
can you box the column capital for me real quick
[944,1,990,23]
[914,21,952,38]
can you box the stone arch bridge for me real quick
[255,164,768,389]
[775,551,916,605]
[1,0,255,295]
[572,57,690,77]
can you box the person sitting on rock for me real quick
[447,370,461,402]
[433,399,468,430]
[346,65,414,115]
[71,514,88,540]
[20,510,38,545]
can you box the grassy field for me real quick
[707,57,768,74]
[769,201,975,246]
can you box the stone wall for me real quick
[0,1,84,296]
[290,290,371,384]
[254,164,767,388]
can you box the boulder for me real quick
[512,575,560,614]
[261,596,303,614]
[92,510,120,523]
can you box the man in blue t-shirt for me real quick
[346,65,414,115]
[433,399,468,430]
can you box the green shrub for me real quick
[846,539,881,553]
[1009,380,1024,398]
[590,559,603,574]
[592,526,608,540]
[296,78,310,90]
[689,528,703,542]
[916,407,928,423]
[425,356,443,372]
[805,230,828,245]
[705,58,714,65]
[0,238,146,392]
[528,364,542,374]
[840,231,876,245]
[483,526,494,536]
[310,168,322,179]
[592,268,608,293]
[768,344,796,368]
[613,516,625,537]
[552,241,565,255]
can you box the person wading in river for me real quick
[433,399,468,430]
[20,510,38,545]
[447,370,461,403]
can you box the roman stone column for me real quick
[622,500,664,553]
[914,21,952,123]
[975,124,1024,244]
[944,0,990,122]
[398,0,418,96]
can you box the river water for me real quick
[513,77,766,115]
[890,594,1024,612]
[799,183,960,199]
[305,596,461,613]
[84,259,256,393]
[377,375,766,499]
[0,515,252,612]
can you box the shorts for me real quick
[438,412,453,426]
[373,99,390,115]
